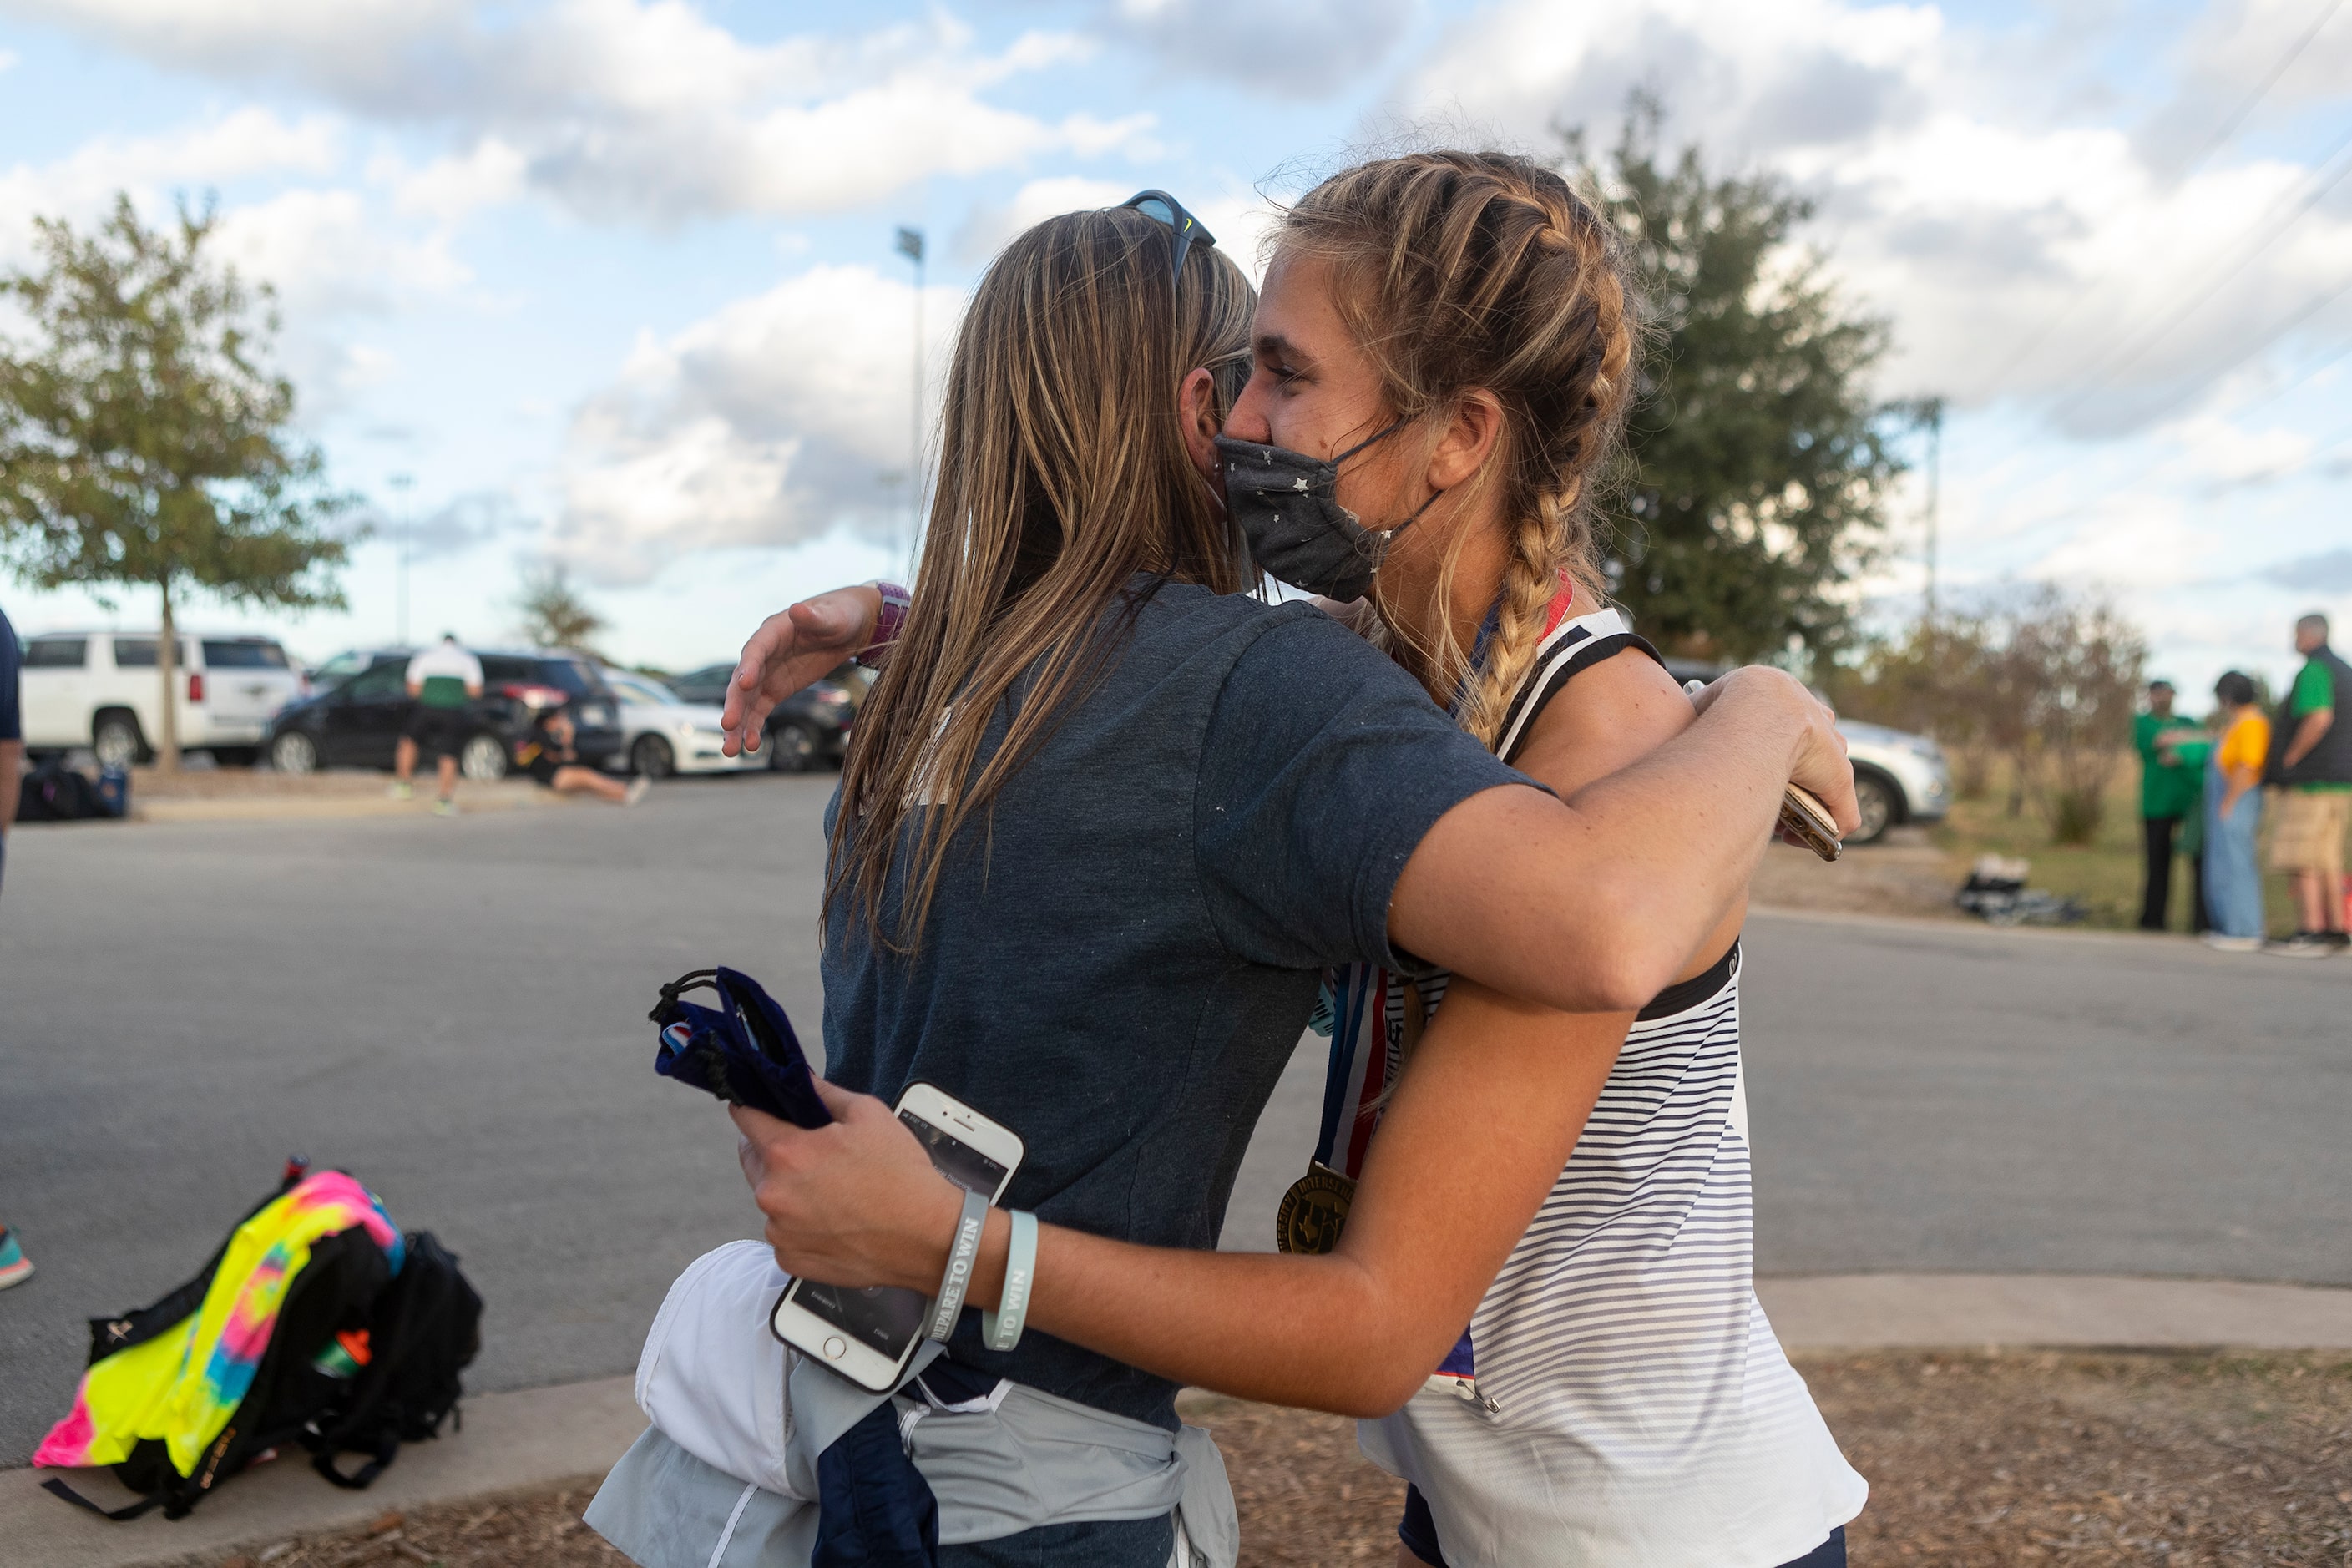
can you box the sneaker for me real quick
[387,781,413,801]
[0,1229,33,1290]
[2203,933,2263,952]
[432,799,458,817]
[2326,930,2352,952]
[2263,931,2336,958]
[625,776,651,807]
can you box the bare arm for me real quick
[719,585,883,754]
[737,979,1624,1418]
[2284,707,2334,770]
[717,589,1846,1008]
[1391,666,1849,1013]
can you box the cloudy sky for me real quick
[3,0,2349,696]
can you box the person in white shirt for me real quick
[393,633,483,815]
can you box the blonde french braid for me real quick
[1277,154,1638,754]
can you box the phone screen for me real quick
[789,1110,1010,1361]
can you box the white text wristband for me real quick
[981,1210,1038,1353]
[924,1187,990,1343]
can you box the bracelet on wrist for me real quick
[857,581,913,672]
[925,1186,990,1343]
[981,1210,1037,1353]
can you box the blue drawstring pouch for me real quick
[649,967,832,1130]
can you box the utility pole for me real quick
[895,226,926,573]
[1916,398,1944,622]
[387,472,414,646]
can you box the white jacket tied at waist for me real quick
[584,1241,1237,1568]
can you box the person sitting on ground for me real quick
[393,632,483,816]
[2263,612,2351,956]
[517,706,648,807]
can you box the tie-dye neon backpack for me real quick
[36,1160,478,1520]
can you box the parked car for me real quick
[1662,657,1950,846]
[263,647,622,780]
[600,670,763,778]
[666,661,860,772]
[18,630,301,766]
[1835,720,1952,844]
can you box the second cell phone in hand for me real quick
[769,1082,1024,1392]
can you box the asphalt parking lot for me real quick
[2,773,2344,1464]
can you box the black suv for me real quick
[263,647,624,779]
[666,660,862,772]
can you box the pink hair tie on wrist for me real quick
[857,581,912,671]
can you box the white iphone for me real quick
[769,1081,1025,1392]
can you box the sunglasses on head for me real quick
[1120,190,1216,284]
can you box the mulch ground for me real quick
[185,1352,2352,1567]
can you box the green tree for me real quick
[514,560,606,652]
[0,194,352,770]
[1568,104,1904,662]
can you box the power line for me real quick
[2051,117,2352,419]
[1978,0,2344,391]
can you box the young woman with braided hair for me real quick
[721,157,1861,1567]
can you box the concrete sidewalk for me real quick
[8,1272,2347,1568]
[1,1376,644,1568]
[1758,1272,2352,1353]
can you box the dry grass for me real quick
[181,1353,2352,1567]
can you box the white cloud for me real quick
[207,186,471,411]
[1398,0,2352,437]
[376,139,529,225]
[0,107,342,265]
[953,175,1133,263]
[954,176,1283,280]
[552,265,959,583]
[8,1,1152,225]
[1101,0,1419,94]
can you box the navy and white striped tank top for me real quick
[1335,604,1867,1566]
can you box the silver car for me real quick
[1836,720,1951,844]
[1662,658,1950,847]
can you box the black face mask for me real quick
[1213,424,1441,602]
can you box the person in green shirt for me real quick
[2134,680,2203,932]
[2263,613,2351,955]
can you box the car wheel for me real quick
[632,735,676,779]
[92,711,145,770]
[1849,772,1897,847]
[766,721,818,774]
[269,731,320,776]
[460,733,510,781]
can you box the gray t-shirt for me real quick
[820,580,1527,1429]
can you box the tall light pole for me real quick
[387,472,414,646]
[895,225,926,572]
[1914,398,1944,622]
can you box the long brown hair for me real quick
[830,208,1256,951]
[1276,150,1640,749]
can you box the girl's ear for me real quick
[1179,367,1222,483]
[1427,389,1504,492]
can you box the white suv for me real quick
[18,630,301,766]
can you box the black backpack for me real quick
[17,758,102,822]
[43,1168,481,1522]
[304,1230,483,1489]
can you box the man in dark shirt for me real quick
[2266,612,2352,955]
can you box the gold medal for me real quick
[1275,1161,1356,1254]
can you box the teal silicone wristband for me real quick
[981,1210,1038,1353]
[925,1187,990,1343]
